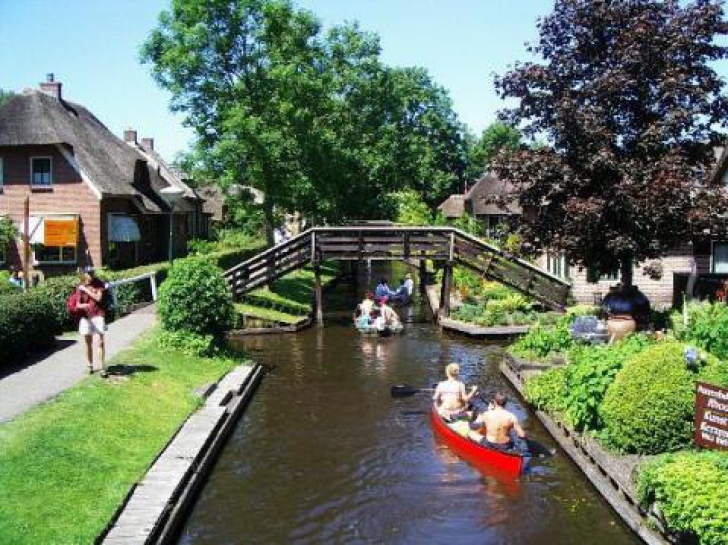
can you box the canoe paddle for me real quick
[390,384,435,398]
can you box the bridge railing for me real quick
[224,225,571,309]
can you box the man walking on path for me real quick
[76,271,109,376]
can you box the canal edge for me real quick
[100,362,264,545]
[499,358,667,545]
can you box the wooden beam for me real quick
[439,262,453,319]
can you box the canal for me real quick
[179,266,639,544]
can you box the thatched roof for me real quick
[465,172,521,216]
[0,89,186,213]
[437,194,465,218]
[197,185,225,221]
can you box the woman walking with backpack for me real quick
[75,270,109,377]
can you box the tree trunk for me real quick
[620,256,633,287]
[263,199,275,248]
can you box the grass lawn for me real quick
[0,329,247,545]
[237,263,339,325]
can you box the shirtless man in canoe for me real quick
[468,392,526,451]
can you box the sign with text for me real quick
[695,381,728,451]
[44,218,78,247]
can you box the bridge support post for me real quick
[419,260,427,293]
[439,262,453,318]
[314,264,324,325]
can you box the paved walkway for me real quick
[0,305,157,423]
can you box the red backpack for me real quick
[66,290,85,320]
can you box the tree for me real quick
[466,121,520,181]
[0,89,14,109]
[493,0,728,284]
[142,0,467,242]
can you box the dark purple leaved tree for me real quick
[493,0,728,285]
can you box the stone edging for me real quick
[499,356,667,545]
[100,363,264,544]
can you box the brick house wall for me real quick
[538,244,712,308]
[0,144,101,275]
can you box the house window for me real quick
[0,246,5,265]
[30,157,52,186]
[712,242,728,273]
[547,253,571,280]
[0,157,4,187]
[34,245,76,264]
[587,266,620,283]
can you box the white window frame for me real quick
[547,253,571,280]
[30,156,53,187]
[31,213,79,265]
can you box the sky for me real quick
[1,1,727,162]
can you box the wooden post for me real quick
[314,264,324,325]
[439,262,453,318]
[419,259,427,293]
[23,196,31,292]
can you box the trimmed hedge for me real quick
[601,342,727,454]
[0,290,61,362]
[0,243,263,366]
[638,452,728,545]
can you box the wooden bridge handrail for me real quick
[223,224,571,308]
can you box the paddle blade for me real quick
[526,438,556,458]
[390,384,421,398]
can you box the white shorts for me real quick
[79,316,107,336]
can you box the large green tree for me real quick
[465,121,520,181]
[142,0,466,241]
[493,0,728,284]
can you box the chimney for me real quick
[123,128,137,144]
[39,73,62,100]
[141,137,154,151]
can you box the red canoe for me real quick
[430,405,525,476]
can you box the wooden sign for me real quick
[44,218,78,247]
[695,381,728,451]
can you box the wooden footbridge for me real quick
[224,226,570,322]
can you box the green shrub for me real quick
[33,275,80,330]
[638,452,728,545]
[156,330,222,357]
[601,342,727,454]
[680,302,728,360]
[158,258,234,336]
[510,316,574,359]
[562,335,654,431]
[0,290,61,364]
[524,366,568,413]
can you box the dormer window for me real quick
[30,157,52,186]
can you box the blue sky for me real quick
[1,1,726,161]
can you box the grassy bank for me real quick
[237,262,339,325]
[0,330,247,544]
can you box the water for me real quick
[179,266,639,544]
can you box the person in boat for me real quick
[355,292,377,327]
[377,297,401,329]
[433,363,478,420]
[391,273,414,303]
[468,392,527,452]
[375,278,394,303]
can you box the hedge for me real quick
[0,243,263,366]
[601,342,728,454]
[0,290,61,363]
[638,452,728,545]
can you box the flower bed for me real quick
[511,302,728,544]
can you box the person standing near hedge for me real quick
[76,271,108,377]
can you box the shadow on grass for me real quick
[105,364,158,377]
